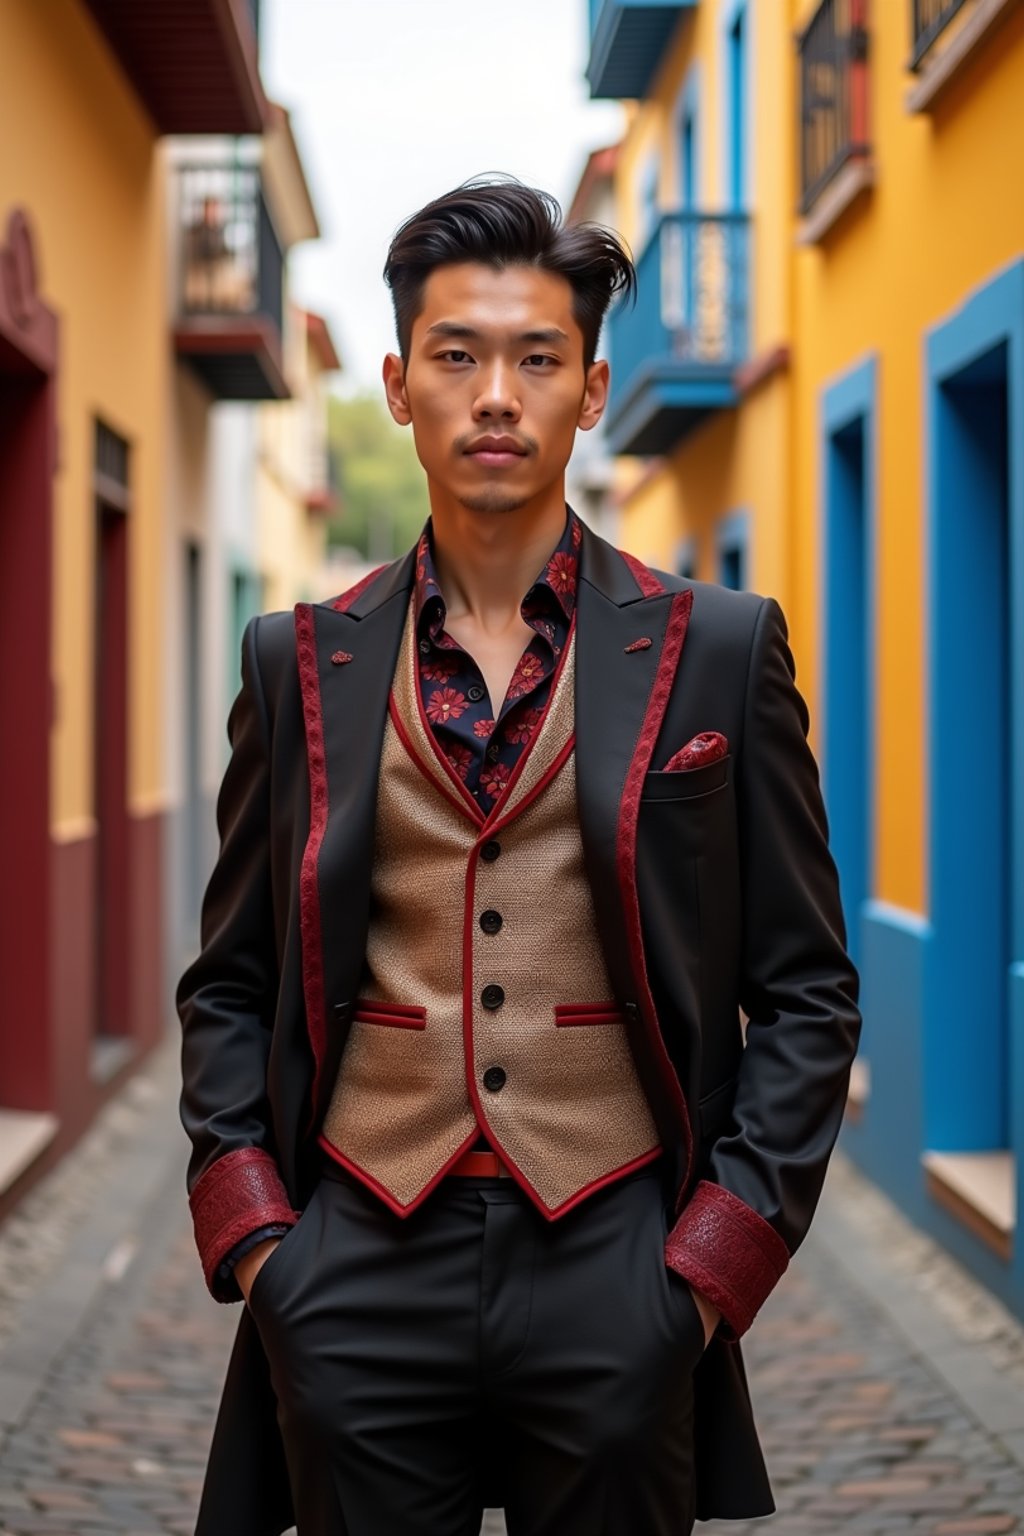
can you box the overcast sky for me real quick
[261,0,624,393]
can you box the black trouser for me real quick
[246,1156,701,1535]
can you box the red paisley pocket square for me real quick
[661,730,729,773]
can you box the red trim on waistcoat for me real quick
[664,1179,791,1339]
[618,548,666,598]
[352,998,427,1029]
[315,1126,481,1215]
[484,732,576,838]
[554,1001,626,1027]
[392,685,485,826]
[461,843,489,1143]
[411,663,487,822]
[331,563,389,612]
[295,603,330,1137]
[316,1135,664,1220]
[616,586,696,1212]
[479,607,577,830]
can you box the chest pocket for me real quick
[640,753,730,802]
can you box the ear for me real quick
[577,358,609,432]
[382,352,411,426]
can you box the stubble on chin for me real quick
[455,489,530,515]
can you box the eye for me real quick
[524,354,558,368]
[438,349,472,364]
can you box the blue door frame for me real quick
[820,355,877,978]
[926,258,1024,1180]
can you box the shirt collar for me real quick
[413,503,581,637]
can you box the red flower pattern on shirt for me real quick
[504,706,543,745]
[444,743,473,780]
[422,654,460,683]
[546,550,577,599]
[412,504,579,814]
[426,686,467,724]
[506,651,545,700]
[479,760,511,798]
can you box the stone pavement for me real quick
[0,1029,1022,1534]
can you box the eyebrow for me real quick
[424,321,570,344]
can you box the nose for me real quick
[472,359,521,422]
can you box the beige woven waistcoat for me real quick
[316,589,661,1217]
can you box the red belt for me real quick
[447,1147,513,1178]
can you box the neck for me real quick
[426,483,568,633]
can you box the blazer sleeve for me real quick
[177,615,300,1302]
[664,595,862,1339]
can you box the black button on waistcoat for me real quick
[483,1066,507,1092]
[481,983,505,1010]
[480,840,501,862]
[479,909,503,935]
[467,684,485,702]
[485,742,501,762]
[418,638,431,654]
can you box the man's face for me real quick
[383,262,608,515]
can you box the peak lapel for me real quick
[574,521,696,1160]
[573,539,681,1002]
[294,549,415,1134]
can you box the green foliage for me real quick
[326,391,429,561]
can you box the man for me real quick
[178,175,861,1535]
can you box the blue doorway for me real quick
[926,265,1023,1166]
[821,357,876,977]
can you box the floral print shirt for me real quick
[412,504,580,814]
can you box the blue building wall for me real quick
[836,258,1024,1318]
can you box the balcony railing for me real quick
[174,164,288,401]
[604,210,749,455]
[798,0,871,213]
[909,0,967,67]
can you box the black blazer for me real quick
[178,514,860,1531]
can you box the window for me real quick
[797,0,871,214]
[716,512,748,590]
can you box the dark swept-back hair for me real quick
[382,173,636,370]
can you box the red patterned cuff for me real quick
[664,1180,790,1339]
[189,1146,300,1300]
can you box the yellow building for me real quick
[589,0,1024,1314]
[0,0,289,1217]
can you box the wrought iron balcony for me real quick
[174,165,289,401]
[81,0,266,134]
[798,0,870,213]
[604,211,749,456]
[909,0,967,68]
[587,1,695,100]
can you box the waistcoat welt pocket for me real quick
[554,1001,627,1027]
[352,998,427,1030]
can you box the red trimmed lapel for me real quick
[293,555,414,1136]
[574,521,697,1172]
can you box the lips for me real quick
[465,437,528,468]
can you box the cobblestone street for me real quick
[1,1032,1022,1536]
